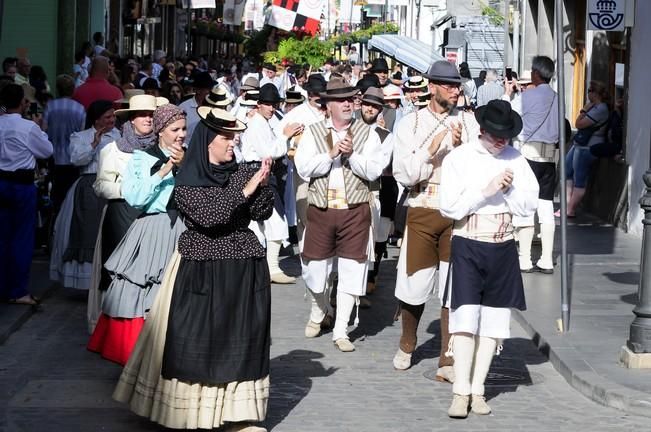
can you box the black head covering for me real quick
[85,99,114,129]
[175,121,238,187]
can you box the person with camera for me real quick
[0,83,53,306]
[503,55,559,275]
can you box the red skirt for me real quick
[87,313,144,365]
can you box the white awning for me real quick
[367,34,444,73]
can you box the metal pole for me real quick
[186,3,192,57]
[555,0,570,332]
[628,162,651,352]
[385,0,389,32]
[503,0,510,69]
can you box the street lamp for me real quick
[627,167,651,353]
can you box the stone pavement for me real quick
[515,213,651,417]
[1,244,650,431]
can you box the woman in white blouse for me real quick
[86,94,160,333]
[50,100,120,291]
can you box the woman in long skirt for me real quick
[88,103,186,365]
[87,95,160,333]
[114,108,274,431]
[50,100,120,289]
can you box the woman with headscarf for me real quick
[87,95,159,334]
[88,104,187,365]
[50,100,121,290]
[113,108,274,432]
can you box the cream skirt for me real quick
[113,251,269,430]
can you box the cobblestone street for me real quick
[0,247,648,431]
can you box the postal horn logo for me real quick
[589,0,624,30]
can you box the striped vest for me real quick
[307,119,372,209]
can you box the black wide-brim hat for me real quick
[197,106,246,132]
[303,74,327,94]
[423,60,462,84]
[258,83,283,104]
[192,71,216,89]
[367,57,389,73]
[474,100,523,139]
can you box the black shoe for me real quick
[521,267,535,273]
[533,265,554,275]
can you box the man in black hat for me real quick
[294,78,392,352]
[358,87,397,308]
[179,71,214,141]
[241,83,302,284]
[391,60,480,381]
[367,58,390,87]
[273,74,328,262]
[439,99,539,418]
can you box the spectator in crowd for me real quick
[29,65,51,99]
[0,83,53,306]
[142,78,161,97]
[459,62,477,107]
[563,81,610,217]
[93,32,109,56]
[179,71,214,140]
[80,42,93,74]
[73,51,89,87]
[162,81,183,105]
[135,61,154,89]
[476,69,503,107]
[2,57,17,81]
[367,58,390,87]
[348,46,359,65]
[43,74,86,211]
[14,57,31,85]
[152,50,166,80]
[73,56,123,110]
[120,63,137,91]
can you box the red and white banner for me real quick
[267,0,325,34]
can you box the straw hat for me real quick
[21,84,37,103]
[240,90,259,107]
[285,87,305,104]
[518,70,533,85]
[383,85,402,101]
[156,96,170,106]
[414,92,431,107]
[114,94,158,117]
[205,85,233,107]
[197,106,246,132]
[115,89,145,104]
[404,76,429,90]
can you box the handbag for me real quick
[573,105,607,147]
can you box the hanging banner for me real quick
[244,0,266,31]
[267,0,325,34]
[224,0,247,25]
[339,1,362,24]
[587,0,625,31]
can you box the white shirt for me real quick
[0,114,53,171]
[240,112,288,162]
[440,139,539,221]
[294,118,391,186]
[69,127,121,174]
[504,83,559,144]
[273,101,326,147]
[93,141,132,199]
[179,96,200,143]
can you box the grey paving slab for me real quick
[1,247,650,431]
[514,213,651,417]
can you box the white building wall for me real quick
[626,0,651,236]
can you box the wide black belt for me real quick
[0,169,34,184]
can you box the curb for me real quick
[513,310,651,418]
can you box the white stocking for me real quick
[470,336,497,395]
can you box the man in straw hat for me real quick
[358,87,397,308]
[403,75,429,115]
[439,99,539,418]
[391,60,480,379]
[241,83,301,284]
[502,56,558,275]
[294,77,392,352]
[204,85,233,110]
[232,76,259,113]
